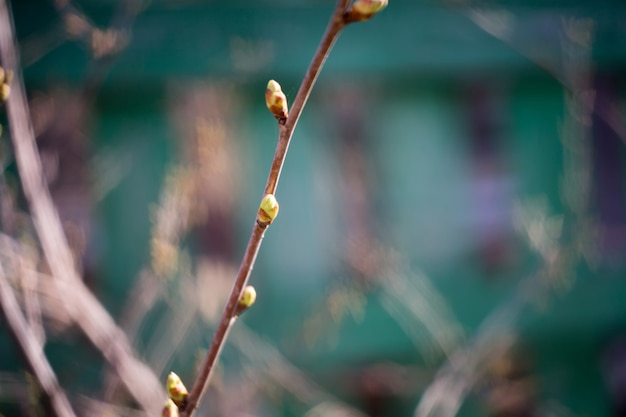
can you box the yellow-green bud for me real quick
[257,194,279,226]
[166,372,188,407]
[0,83,10,103]
[348,0,388,21]
[161,399,179,417]
[265,80,288,121]
[237,286,257,316]
[0,67,4,84]
[240,285,256,307]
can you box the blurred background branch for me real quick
[0,262,76,417]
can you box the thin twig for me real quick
[182,224,265,415]
[264,0,350,195]
[0,263,77,417]
[181,1,352,415]
[0,1,165,414]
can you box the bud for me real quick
[0,83,10,103]
[161,399,179,417]
[347,0,388,21]
[236,285,257,316]
[257,194,279,226]
[0,67,4,84]
[265,80,288,121]
[240,285,256,308]
[167,372,188,407]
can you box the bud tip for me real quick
[348,0,388,21]
[265,80,288,121]
[161,399,179,417]
[167,372,188,407]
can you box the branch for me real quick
[180,1,366,415]
[264,0,350,195]
[0,263,77,417]
[0,1,165,414]
[181,224,265,416]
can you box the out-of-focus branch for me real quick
[414,13,594,417]
[76,395,148,417]
[0,1,76,283]
[0,1,165,414]
[0,233,166,417]
[414,287,525,417]
[231,323,358,409]
[465,8,626,144]
[0,263,77,417]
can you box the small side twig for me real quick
[180,1,384,415]
[0,263,77,417]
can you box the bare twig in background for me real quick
[75,395,148,417]
[0,1,164,414]
[0,233,73,328]
[379,266,462,359]
[414,15,594,417]
[17,245,45,344]
[0,1,76,285]
[0,232,165,416]
[465,8,626,144]
[232,323,366,416]
[147,281,198,375]
[104,81,245,404]
[0,263,76,417]
[414,273,530,417]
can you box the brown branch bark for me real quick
[264,0,350,195]
[0,263,77,417]
[0,1,165,415]
[182,223,265,415]
[181,1,352,416]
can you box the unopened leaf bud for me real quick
[265,80,288,121]
[257,194,279,226]
[347,0,388,21]
[161,399,179,417]
[0,83,10,103]
[240,285,256,308]
[167,372,188,407]
[236,285,257,316]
